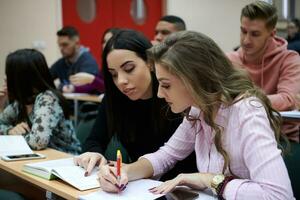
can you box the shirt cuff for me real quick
[223,179,249,199]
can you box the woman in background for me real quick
[0,49,81,154]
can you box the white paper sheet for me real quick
[79,179,164,200]
[0,135,33,156]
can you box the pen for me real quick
[117,150,122,186]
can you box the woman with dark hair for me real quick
[0,49,81,154]
[74,29,196,178]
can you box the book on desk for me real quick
[22,157,100,191]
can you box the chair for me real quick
[0,190,26,200]
[283,142,300,199]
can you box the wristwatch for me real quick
[211,174,225,196]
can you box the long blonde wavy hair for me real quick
[147,31,284,174]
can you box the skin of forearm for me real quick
[125,158,154,181]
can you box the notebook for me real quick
[0,135,33,156]
[79,179,164,200]
[23,158,100,191]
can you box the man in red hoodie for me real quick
[227,1,300,142]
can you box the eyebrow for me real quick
[108,61,133,71]
[158,77,170,82]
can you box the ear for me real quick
[147,63,154,71]
[270,28,276,37]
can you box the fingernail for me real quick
[84,172,88,177]
[120,184,124,188]
[115,184,120,189]
[149,187,156,190]
[121,186,126,191]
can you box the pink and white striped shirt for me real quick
[143,97,294,199]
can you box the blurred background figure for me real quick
[287,18,300,54]
[68,28,121,93]
[50,26,99,94]
[152,15,186,45]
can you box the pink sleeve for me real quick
[223,100,294,199]
[141,107,200,177]
[268,54,300,111]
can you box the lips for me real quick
[123,88,135,95]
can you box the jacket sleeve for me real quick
[141,107,199,176]
[268,53,300,111]
[223,99,294,200]
[24,92,63,150]
[0,103,18,135]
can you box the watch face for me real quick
[213,175,225,184]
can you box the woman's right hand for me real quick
[74,152,107,176]
[98,164,129,193]
[8,122,30,135]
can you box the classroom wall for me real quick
[166,0,256,52]
[0,0,62,86]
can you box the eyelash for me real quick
[161,85,170,89]
[125,66,134,73]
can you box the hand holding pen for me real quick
[97,149,128,193]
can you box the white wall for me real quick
[166,0,256,52]
[0,0,62,86]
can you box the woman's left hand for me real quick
[149,173,214,194]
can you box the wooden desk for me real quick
[63,93,103,127]
[0,149,98,200]
[63,93,103,103]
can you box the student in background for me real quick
[0,49,81,154]
[74,30,197,179]
[50,26,100,94]
[287,18,300,54]
[227,1,300,142]
[68,28,120,93]
[0,79,7,111]
[152,15,186,44]
[98,31,294,199]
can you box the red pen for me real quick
[117,150,122,186]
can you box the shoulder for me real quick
[51,58,65,68]
[80,52,97,63]
[229,97,268,123]
[34,90,59,106]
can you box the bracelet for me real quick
[218,176,235,200]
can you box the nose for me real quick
[117,74,129,86]
[155,33,163,43]
[157,86,164,99]
[243,33,251,45]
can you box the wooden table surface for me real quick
[0,149,98,200]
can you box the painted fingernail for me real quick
[120,184,124,188]
[84,172,88,177]
[149,187,156,190]
[121,186,126,191]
